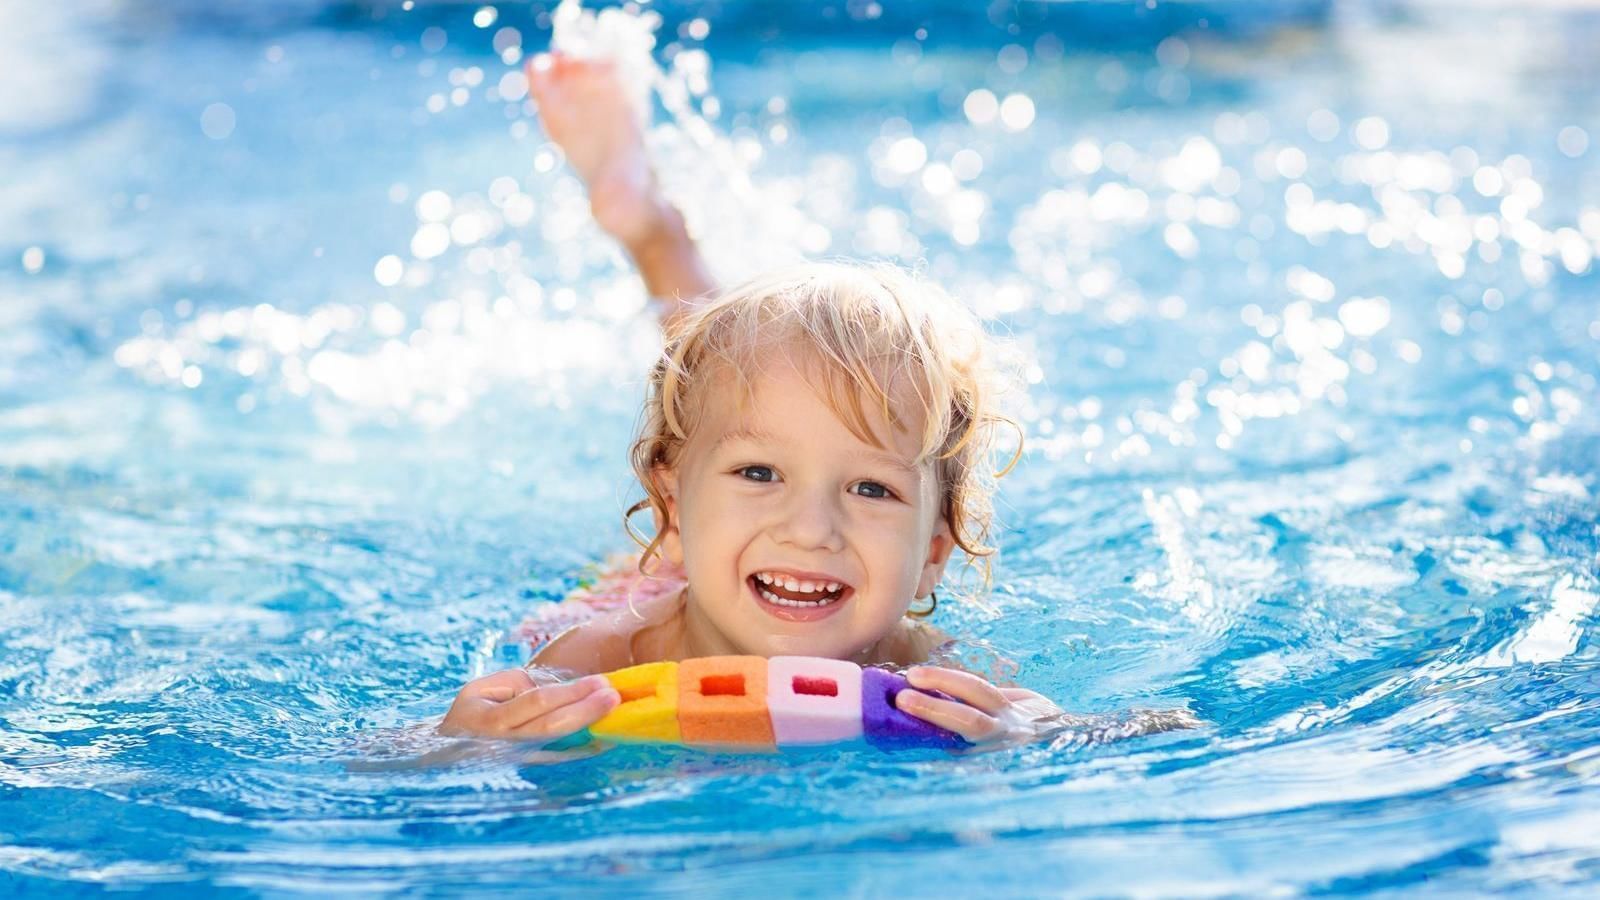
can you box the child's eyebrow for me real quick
[712,426,777,449]
[855,451,921,476]
[715,426,921,475]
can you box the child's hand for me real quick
[527,52,664,250]
[896,666,1065,747]
[438,669,620,742]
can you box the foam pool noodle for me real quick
[677,656,775,749]
[766,656,864,745]
[861,667,969,750]
[590,661,681,743]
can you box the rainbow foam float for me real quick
[588,656,969,750]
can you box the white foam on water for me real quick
[1479,572,1600,667]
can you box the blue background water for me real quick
[3,0,1599,895]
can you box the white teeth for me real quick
[751,572,849,598]
[758,586,836,608]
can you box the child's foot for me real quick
[527,52,670,251]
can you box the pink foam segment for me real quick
[765,656,864,745]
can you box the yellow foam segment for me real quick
[590,661,681,743]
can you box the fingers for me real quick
[474,667,537,703]
[905,666,1009,715]
[894,689,1000,743]
[527,54,555,107]
[509,684,621,740]
[491,674,613,732]
[440,669,534,736]
[526,53,559,107]
[442,671,621,743]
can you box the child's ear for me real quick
[915,518,956,598]
[650,464,684,566]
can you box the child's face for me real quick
[653,357,955,660]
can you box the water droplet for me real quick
[1353,116,1389,150]
[963,89,998,126]
[373,255,404,287]
[200,103,235,140]
[999,93,1035,131]
[1557,125,1589,158]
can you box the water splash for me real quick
[110,0,823,427]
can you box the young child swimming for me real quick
[440,52,1188,749]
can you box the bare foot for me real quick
[527,52,670,250]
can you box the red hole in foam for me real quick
[700,674,746,696]
[792,676,838,697]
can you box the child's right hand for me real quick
[438,669,621,742]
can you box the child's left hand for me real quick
[896,666,1064,747]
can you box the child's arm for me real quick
[527,53,716,329]
[896,665,1201,749]
[624,213,717,330]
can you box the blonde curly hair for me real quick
[624,260,1022,603]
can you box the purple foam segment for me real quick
[767,656,864,745]
[860,667,969,750]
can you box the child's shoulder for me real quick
[517,554,689,674]
[873,618,954,667]
[531,585,686,674]
[530,618,635,675]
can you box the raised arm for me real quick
[527,52,716,330]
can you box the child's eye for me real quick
[851,481,896,500]
[737,465,776,483]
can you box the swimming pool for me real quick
[3,0,1598,894]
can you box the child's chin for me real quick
[746,628,857,661]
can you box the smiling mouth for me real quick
[746,574,851,610]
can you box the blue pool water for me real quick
[3,0,1599,894]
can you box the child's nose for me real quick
[774,487,846,552]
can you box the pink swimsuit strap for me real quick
[512,554,687,652]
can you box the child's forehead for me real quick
[698,358,926,457]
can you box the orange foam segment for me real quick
[677,655,774,748]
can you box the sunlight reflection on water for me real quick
[2,0,1599,895]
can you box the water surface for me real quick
[2,0,1599,894]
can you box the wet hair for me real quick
[625,260,1022,602]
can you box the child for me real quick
[439,53,1183,748]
